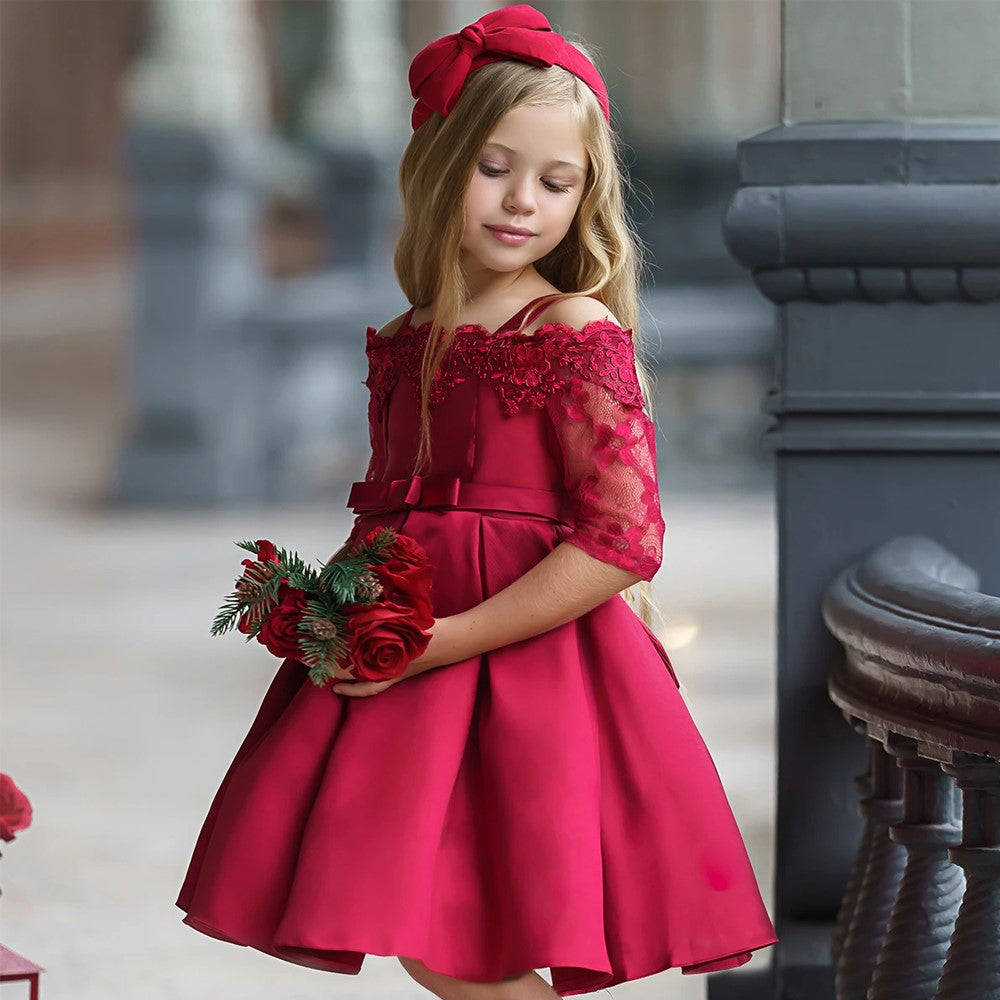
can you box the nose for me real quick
[502,173,536,216]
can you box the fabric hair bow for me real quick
[408,3,611,132]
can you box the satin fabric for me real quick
[408,4,611,131]
[176,314,778,995]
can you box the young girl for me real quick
[176,5,778,997]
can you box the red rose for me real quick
[0,773,33,842]
[253,539,278,563]
[359,531,434,623]
[350,527,387,552]
[343,600,433,682]
[353,529,426,579]
[255,582,310,659]
[373,561,434,625]
[240,538,280,581]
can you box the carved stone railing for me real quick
[822,535,1000,1000]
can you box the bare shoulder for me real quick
[374,310,411,340]
[532,295,626,334]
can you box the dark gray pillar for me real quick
[718,121,1000,999]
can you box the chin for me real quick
[465,248,536,273]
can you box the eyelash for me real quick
[478,163,572,194]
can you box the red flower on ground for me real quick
[0,774,33,842]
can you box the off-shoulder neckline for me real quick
[366,317,633,344]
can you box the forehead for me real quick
[483,104,589,172]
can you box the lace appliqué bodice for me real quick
[363,319,665,581]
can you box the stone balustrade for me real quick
[823,535,1000,1000]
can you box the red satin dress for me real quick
[176,295,778,996]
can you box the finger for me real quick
[334,678,395,697]
[333,682,377,697]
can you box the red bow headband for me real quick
[408,4,610,132]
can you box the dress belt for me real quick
[347,474,570,522]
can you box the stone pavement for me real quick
[0,266,776,999]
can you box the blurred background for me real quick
[1,1,779,997]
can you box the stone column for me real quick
[615,0,780,147]
[301,0,407,271]
[117,0,270,503]
[719,1,1000,997]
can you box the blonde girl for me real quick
[177,8,778,998]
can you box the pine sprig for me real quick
[211,592,246,637]
[213,540,316,639]
[317,527,397,604]
[296,614,351,686]
[214,528,422,688]
[233,538,324,593]
[297,596,355,685]
[210,570,282,638]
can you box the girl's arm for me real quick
[326,540,352,565]
[404,542,642,677]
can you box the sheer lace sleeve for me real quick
[543,323,665,581]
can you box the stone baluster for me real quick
[835,734,906,1000]
[300,0,405,273]
[867,737,965,1000]
[935,755,1000,1000]
[831,718,874,966]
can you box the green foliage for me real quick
[212,530,405,687]
[210,591,246,637]
[317,526,396,604]
[296,606,351,687]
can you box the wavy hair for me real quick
[392,40,663,632]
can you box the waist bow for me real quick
[347,474,571,523]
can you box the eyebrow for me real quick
[483,142,586,174]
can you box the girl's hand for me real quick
[324,656,391,698]
[328,655,402,698]
[332,675,403,698]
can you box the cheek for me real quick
[546,196,582,238]
[463,176,491,218]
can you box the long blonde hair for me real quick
[392,42,664,632]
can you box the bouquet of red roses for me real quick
[211,527,435,687]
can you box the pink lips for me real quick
[486,225,535,246]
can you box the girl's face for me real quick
[460,102,589,280]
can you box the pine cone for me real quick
[309,617,338,640]
[235,578,262,601]
[354,570,384,602]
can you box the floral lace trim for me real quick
[546,376,664,581]
[364,319,646,417]
[362,318,664,579]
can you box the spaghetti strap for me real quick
[494,293,564,334]
[520,292,565,329]
[408,295,563,335]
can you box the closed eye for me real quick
[478,163,572,194]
